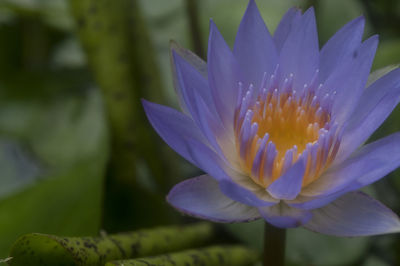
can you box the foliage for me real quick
[9,223,214,265]
[106,246,259,266]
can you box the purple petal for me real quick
[279,7,319,92]
[302,133,400,197]
[186,137,278,207]
[304,192,400,236]
[142,100,206,167]
[259,203,312,228]
[170,40,207,77]
[170,41,207,114]
[218,178,279,207]
[208,20,241,133]
[319,17,365,81]
[367,65,400,87]
[191,91,238,163]
[273,8,302,53]
[167,175,261,223]
[172,51,217,118]
[326,35,378,124]
[233,0,278,89]
[266,159,305,200]
[336,68,400,161]
[173,51,226,156]
[287,188,352,210]
[185,137,230,182]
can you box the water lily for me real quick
[143,0,400,236]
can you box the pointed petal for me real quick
[233,0,278,88]
[173,51,227,157]
[191,91,237,162]
[327,35,378,124]
[367,64,399,87]
[208,20,241,133]
[336,68,400,161]
[167,175,261,223]
[304,192,400,236]
[170,40,207,78]
[170,41,207,114]
[319,17,365,81]
[279,7,319,92]
[266,159,305,200]
[302,133,400,197]
[186,137,278,207]
[142,100,206,167]
[273,8,302,53]
[185,137,231,182]
[172,50,217,118]
[259,203,312,228]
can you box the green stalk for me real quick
[69,0,168,190]
[263,222,286,266]
[9,223,214,266]
[106,245,260,266]
[69,0,175,230]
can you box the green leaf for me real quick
[0,88,108,257]
[106,245,260,266]
[373,40,400,71]
[0,157,106,258]
[226,221,369,265]
[287,228,369,265]
[9,223,215,266]
[224,220,264,251]
[364,256,391,266]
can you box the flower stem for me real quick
[263,222,286,266]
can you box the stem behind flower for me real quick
[264,222,286,266]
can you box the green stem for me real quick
[9,223,214,266]
[69,0,177,230]
[263,222,286,266]
[106,245,260,266]
[69,0,169,190]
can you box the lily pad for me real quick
[0,88,108,257]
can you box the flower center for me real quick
[253,90,330,159]
[234,72,340,188]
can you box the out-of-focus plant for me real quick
[69,0,182,231]
[9,223,216,265]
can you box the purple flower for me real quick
[143,0,400,236]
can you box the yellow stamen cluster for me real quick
[254,91,329,159]
[235,89,339,188]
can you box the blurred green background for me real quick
[0,0,399,265]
